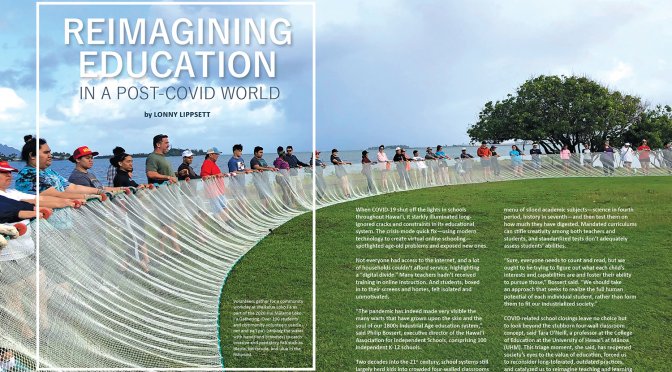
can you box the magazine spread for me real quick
[0,1,670,371]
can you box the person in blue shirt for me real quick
[15,136,103,201]
[227,144,253,191]
[284,145,310,197]
[434,145,451,184]
[509,145,524,177]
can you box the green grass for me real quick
[219,177,672,370]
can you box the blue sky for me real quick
[1,0,671,155]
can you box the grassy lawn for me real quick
[219,177,671,370]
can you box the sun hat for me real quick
[0,161,18,172]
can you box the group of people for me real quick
[2,136,672,230]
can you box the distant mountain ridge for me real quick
[0,143,20,157]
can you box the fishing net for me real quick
[0,150,670,369]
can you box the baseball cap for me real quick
[0,161,18,172]
[206,147,222,154]
[362,150,369,156]
[625,143,631,146]
[395,147,401,150]
[315,150,321,155]
[182,150,194,157]
[332,148,339,153]
[69,146,99,162]
[461,147,467,150]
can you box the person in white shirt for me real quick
[620,143,636,174]
[376,145,391,191]
[581,143,593,168]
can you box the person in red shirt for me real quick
[200,147,229,219]
[476,141,492,179]
[637,139,651,175]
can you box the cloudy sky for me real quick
[1,0,671,155]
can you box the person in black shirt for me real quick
[113,153,146,189]
[490,145,501,176]
[361,150,376,193]
[285,145,309,196]
[177,150,200,181]
[530,144,542,172]
[331,149,352,197]
[393,147,412,188]
[0,195,43,223]
[111,153,150,272]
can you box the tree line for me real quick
[468,75,672,153]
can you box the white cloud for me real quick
[0,87,27,121]
[603,61,633,85]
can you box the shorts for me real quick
[480,158,491,167]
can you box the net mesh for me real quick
[0,150,670,369]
